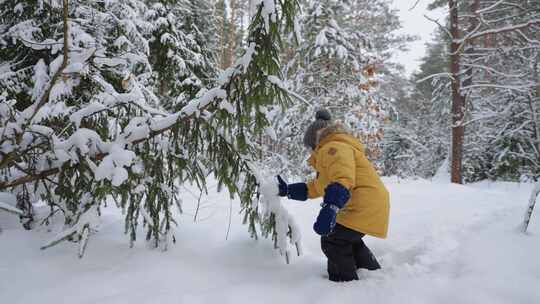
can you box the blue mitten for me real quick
[276,175,308,201]
[313,204,339,235]
[323,182,351,208]
[313,182,351,235]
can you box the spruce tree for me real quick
[146,0,218,111]
[267,0,408,177]
[0,0,301,258]
[381,29,451,178]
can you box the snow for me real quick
[293,16,302,43]
[31,59,49,102]
[54,128,106,157]
[32,101,72,123]
[336,45,348,59]
[1,179,539,303]
[219,100,236,114]
[0,193,20,231]
[267,75,287,91]
[70,102,107,128]
[315,30,328,46]
[178,88,227,117]
[28,125,54,137]
[253,0,277,33]
[122,116,151,142]
[94,57,126,68]
[40,206,100,253]
[256,175,302,263]
[7,20,48,51]
[113,35,131,49]
[237,42,257,73]
[432,157,450,183]
[94,144,136,186]
[13,3,25,15]
[0,201,23,216]
[264,126,277,141]
[458,19,540,43]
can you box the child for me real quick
[277,109,390,282]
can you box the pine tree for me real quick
[425,0,540,182]
[465,1,540,182]
[387,0,540,183]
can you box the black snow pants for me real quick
[321,224,381,282]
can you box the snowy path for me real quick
[1,179,539,304]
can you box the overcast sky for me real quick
[391,0,446,76]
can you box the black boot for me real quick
[353,240,381,271]
[328,273,359,282]
[321,225,361,282]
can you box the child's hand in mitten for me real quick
[313,204,338,235]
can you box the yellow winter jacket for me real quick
[306,132,390,238]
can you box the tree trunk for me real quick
[523,182,540,233]
[463,0,480,88]
[218,0,229,69]
[533,53,540,160]
[449,0,464,184]
[227,0,237,68]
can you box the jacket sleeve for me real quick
[321,144,356,190]
[306,178,323,199]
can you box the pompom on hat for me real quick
[303,109,332,149]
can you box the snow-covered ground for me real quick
[1,178,539,304]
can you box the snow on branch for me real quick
[461,63,526,79]
[0,88,226,190]
[1,0,287,192]
[458,19,540,43]
[416,73,454,84]
[25,0,71,124]
[267,75,311,106]
[476,0,505,14]
[0,201,24,216]
[461,83,533,93]
[253,0,277,33]
[248,163,302,264]
[40,206,99,258]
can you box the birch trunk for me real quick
[523,183,540,233]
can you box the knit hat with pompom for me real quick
[303,109,332,150]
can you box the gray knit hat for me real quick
[303,109,332,149]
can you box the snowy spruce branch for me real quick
[0,0,302,261]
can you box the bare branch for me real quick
[424,14,452,39]
[409,0,421,11]
[461,83,533,92]
[416,72,455,84]
[459,19,540,43]
[476,0,505,14]
[461,63,526,78]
